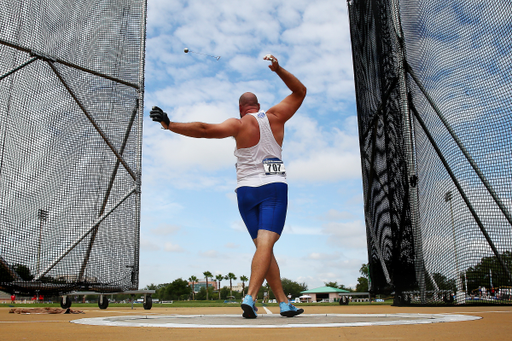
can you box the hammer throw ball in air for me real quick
[183,47,220,60]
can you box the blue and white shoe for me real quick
[279,301,304,317]
[241,295,258,319]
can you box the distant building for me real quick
[231,282,245,293]
[300,286,350,302]
[188,280,217,293]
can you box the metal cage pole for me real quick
[410,104,512,285]
[78,101,139,282]
[389,0,426,303]
[131,0,148,290]
[406,64,512,229]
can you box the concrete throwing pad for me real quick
[71,313,481,328]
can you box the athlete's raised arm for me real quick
[149,106,241,139]
[264,55,307,124]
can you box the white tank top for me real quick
[235,111,287,189]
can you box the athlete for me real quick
[150,54,306,318]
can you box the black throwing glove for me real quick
[149,106,170,126]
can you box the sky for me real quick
[138,0,367,291]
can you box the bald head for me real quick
[239,92,260,117]
[239,92,259,106]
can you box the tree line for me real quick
[143,264,373,302]
[143,271,309,301]
[423,251,512,293]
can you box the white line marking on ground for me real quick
[263,307,272,314]
[452,310,512,314]
[71,313,482,329]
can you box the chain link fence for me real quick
[348,0,512,304]
[0,0,146,295]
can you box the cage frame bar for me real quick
[0,38,139,89]
[78,100,139,282]
[0,56,38,82]
[410,103,512,285]
[406,63,512,229]
[47,60,138,181]
[33,185,137,281]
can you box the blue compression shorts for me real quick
[236,183,288,240]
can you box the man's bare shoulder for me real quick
[226,117,242,123]
[220,117,243,131]
[265,110,284,128]
[240,113,258,125]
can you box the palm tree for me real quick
[188,275,198,300]
[203,271,213,300]
[215,274,224,300]
[227,273,237,297]
[224,275,229,296]
[240,275,248,296]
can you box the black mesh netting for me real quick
[348,0,512,305]
[0,0,146,295]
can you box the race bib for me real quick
[263,158,286,175]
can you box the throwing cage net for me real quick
[0,0,146,295]
[348,0,512,305]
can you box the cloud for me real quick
[345,193,364,206]
[144,0,355,104]
[143,125,236,190]
[141,189,185,213]
[322,220,367,249]
[320,209,356,221]
[199,250,220,258]
[307,252,339,261]
[285,115,362,183]
[230,55,265,77]
[225,191,237,204]
[285,225,322,235]
[140,238,160,252]
[164,242,185,253]
[294,256,367,289]
[230,220,246,233]
[150,223,181,235]
[287,150,361,182]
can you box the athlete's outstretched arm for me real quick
[264,55,306,123]
[167,118,241,139]
[150,106,241,139]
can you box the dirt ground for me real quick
[2,304,511,341]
